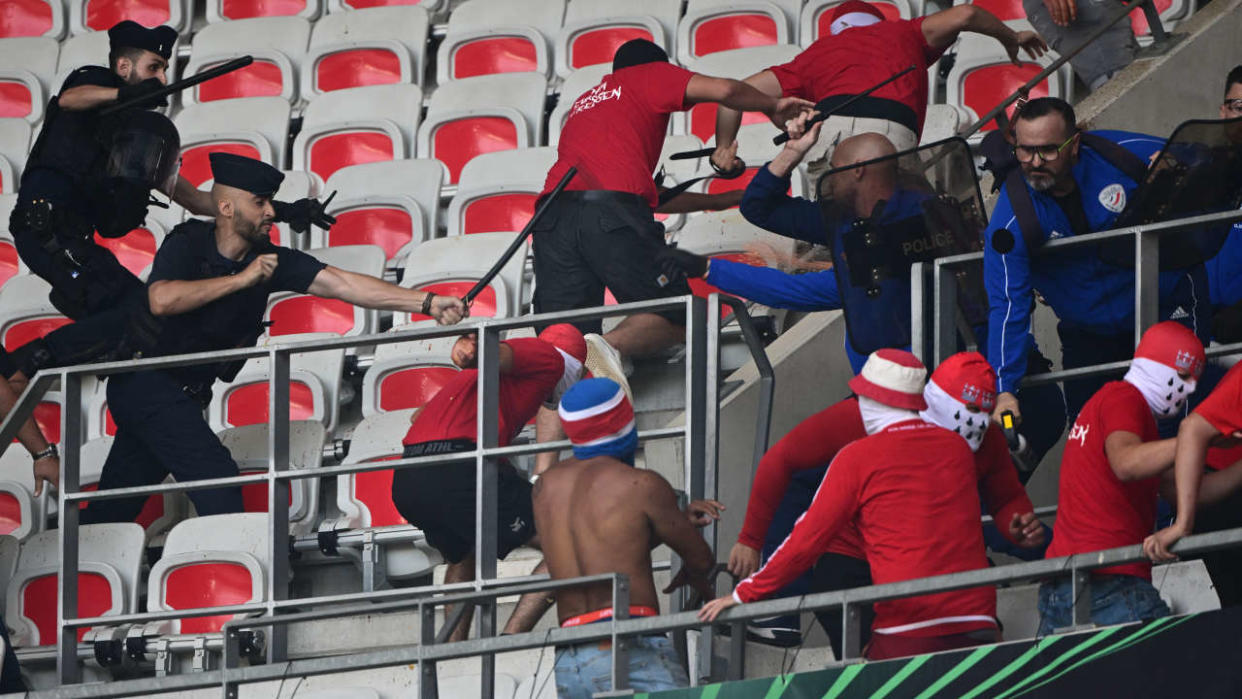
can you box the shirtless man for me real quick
[534,378,719,697]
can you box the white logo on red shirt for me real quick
[1099,183,1126,213]
[1069,421,1090,447]
[571,82,623,117]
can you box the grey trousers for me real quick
[1023,0,1138,90]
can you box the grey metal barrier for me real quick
[29,523,1242,699]
[911,208,1242,372]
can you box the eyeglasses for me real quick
[1224,98,1242,113]
[1013,133,1078,163]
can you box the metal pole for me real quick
[841,601,862,661]
[474,325,501,699]
[680,296,708,676]
[57,370,83,685]
[933,261,958,366]
[419,602,439,699]
[699,295,722,685]
[610,575,631,692]
[910,262,928,364]
[1135,229,1160,346]
[266,348,292,664]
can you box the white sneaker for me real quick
[583,333,633,400]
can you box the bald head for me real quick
[822,132,899,212]
[834,132,898,164]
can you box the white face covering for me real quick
[858,396,920,435]
[920,381,988,452]
[830,12,882,35]
[1124,356,1197,418]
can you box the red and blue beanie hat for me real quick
[558,378,638,464]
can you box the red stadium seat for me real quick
[222,381,318,428]
[351,455,407,527]
[376,366,457,412]
[963,0,1024,22]
[406,281,496,324]
[0,0,55,38]
[461,193,537,235]
[304,130,396,183]
[19,572,114,643]
[314,48,404,92]
[3,316,73,353]
[0,80,34,119]
[80,483,165,531]
[93,228,159,277]
[83,0,171,30]
[0,488,23,535]
[179,142,263,188]
[961,63,1048,132]
[1130,0,1174,37]
[694,13,779,55]
[163,563,254,634]
[267,295,359,336]
[566,26,653,71]
[327,208,415,260]
[0,241,20,288]
[688,102,769,143]
[239,472,294,514]
[449,36,539,79]
[196,60,285,102]
[33,401,60,444]
[219,0,308,19]
[342,0,435,7]
[430,117,520,185]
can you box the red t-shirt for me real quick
[1198,362,1242,470]
[1046,381,1160,580]
[768,19,946,134]
[402,338,566,448]
[542,61,695,208]
[736,420,995,638]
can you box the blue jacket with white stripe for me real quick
[983,129,1207,393]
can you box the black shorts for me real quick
[531,190,691,335]
[391,440,536,564]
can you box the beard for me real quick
[234,212,274,244]
[1023,169,1056,192]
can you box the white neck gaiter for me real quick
[920,380,987,452]
[858,396,920,435]
[550,349,585,405]
[1124,356,1196,418]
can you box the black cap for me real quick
[209,153,284,197]
[612,39,668,72]
[108,20,178,60]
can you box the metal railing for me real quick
[0,295,773,695]
[911,208,1242,371]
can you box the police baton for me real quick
[101,55,255,116]
[463,167,577,305]
[771,64,917,145]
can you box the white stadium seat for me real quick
[397,233,528,324]
[548,63,609,144]
[677,0,791,64]
[182,17,310,106]
[446,147,558,237]
[69,0,190,34]
[0,0,66,40]
[361,334,459,417]
[217,419,327,536]
[204,0,319,24]
[79,436,187,540]
[6,523,144,647]
[321,159,443,265]
[681,44,801,142]
[174,97,291,188]
[417,72,547,185]
[303,6,430,97]
[0,119,31,194]
[292,84,422,184]
[556,0,677,78]
[437,0,564,82]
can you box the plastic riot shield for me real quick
[817,136,988,356]
[1102,116,1242,269]
[92,110,181,237]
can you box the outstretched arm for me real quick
[645,471,716,602]
[922,6,1047,61]
[711,70,784,171]
[1144,413,1217,561]
[172,176,216,216]
[307,266,466,325]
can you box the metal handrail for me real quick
[962,0,1173,137]
[32,524,1242,698]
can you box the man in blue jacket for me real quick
[1206,65,1242,342]
[984,98,1209,429]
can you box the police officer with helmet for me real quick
[6,20,334,383]
[80,154,466,524]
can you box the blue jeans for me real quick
[553,635,688,698]
[1037,575,1171,635]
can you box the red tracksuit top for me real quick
[734,419,997,638]
[738,398,1034,559]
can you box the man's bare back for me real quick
[533,455,716,625]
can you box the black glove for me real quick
[1213,299,1242,344]
[116,78,168,110]
[656,246,708,285]
[273,191,337,234]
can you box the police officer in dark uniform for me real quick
[80,154,466,524]
[7,20,334,380]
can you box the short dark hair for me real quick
[612,39,668,72]
[1014,96,1078,134]
[108,46,146,72]
[1226,65,1242,99]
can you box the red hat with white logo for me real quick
[829,0,886,34]
[1134,321,1205,379]
[849,348,928,411]
[538,323,588,364]
[928,352,997,412]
